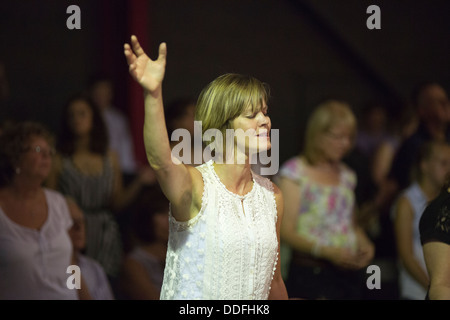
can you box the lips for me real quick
[256,130,269,137]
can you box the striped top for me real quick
[58,156,123,278]
[58,157,114,211]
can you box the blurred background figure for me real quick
[388,82,450,194]
[0,121,83,299]
[67,197,115,300]
[88,75,138,181]
[355,101,392,161]
[117,186,169,300]
[165,97,197,166]
[392,141,450,300]
[419,175,450,300]
[371,104,419,191]
[46,93,154,291]
[277,100,374,300]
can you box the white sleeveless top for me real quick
[393,182,428,300]
[160,160,279,300]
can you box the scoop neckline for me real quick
[207,160,256,200]
[297,156,345,188]
[0,188,51,232]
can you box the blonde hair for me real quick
[303,99,357,164]
[195,73,269,152]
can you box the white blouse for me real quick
[0,188,77,300]
[160,160,279,300]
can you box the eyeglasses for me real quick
[23,145,56,157]
[324,131,352,142]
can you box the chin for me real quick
[248,141,268,150]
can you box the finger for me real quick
[157,42,167,63]
[124,43,136,66]
[131,35,146,57]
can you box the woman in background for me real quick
[0,121,88,299]
[277,100,374,300]
[419,173,450,299]
[392,141,450,299]
[118,186,169,300]
[46,93,154,285]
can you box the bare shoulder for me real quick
[271,181,284,217]
[395,194,413,216]
[271,181,282,198]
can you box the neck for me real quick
[74,135,91,152]
[420,179,441,201]
[213,161,253,195]
[9,177,42,199]
[72,251,80,265]
[425,122,447,141]
[313,157,340,171]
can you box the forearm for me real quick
[355,226,373,249]
[143,89,172,171]
[429,284,450,300]
[403,257,430,289]
[281,231,315,255]
[282,230,332,260]
[268,275,288,300]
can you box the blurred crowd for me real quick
[0,58,449,299]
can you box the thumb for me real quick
[157,42,167,62]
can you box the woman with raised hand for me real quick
[124,35,287,300]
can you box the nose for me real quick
[256,111,269,126]
[39,147,55,158]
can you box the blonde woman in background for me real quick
[277,100,374,300]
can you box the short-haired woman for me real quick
[124,36,288,300]
[0,121,88,299]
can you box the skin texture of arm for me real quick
[268,183,288,300]
[423,241,450,299]
[394,195,430,289]
[124,36,202,223]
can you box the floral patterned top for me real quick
[278,156,358,251]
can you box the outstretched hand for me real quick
[124,35,167,94]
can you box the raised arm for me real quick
[124,36,170,168]
[124,36,200,222]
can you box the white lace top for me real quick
[160,160,279,300]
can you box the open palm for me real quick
[124,35,167,93]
